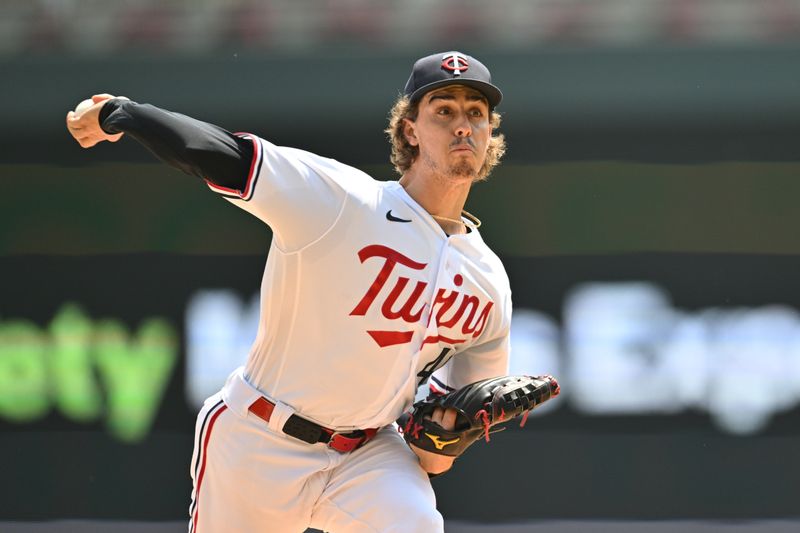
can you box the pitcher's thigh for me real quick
[311,428,443,533]
[189,397,328,533]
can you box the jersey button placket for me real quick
[426,243,453,339]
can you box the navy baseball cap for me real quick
[403,51,503,109]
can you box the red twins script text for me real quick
[350,245,493,347]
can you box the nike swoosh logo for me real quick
[386,210,412,223]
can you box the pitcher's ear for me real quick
[403,118,418,146]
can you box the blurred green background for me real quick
[4,45,800,256]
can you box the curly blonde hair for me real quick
[385,94,506,181]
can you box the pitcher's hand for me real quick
[409,407,458,475]
[66,94,128,148]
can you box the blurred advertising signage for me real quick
[186,283,800,435]
[0,304,178,442]
[562,283,800,434]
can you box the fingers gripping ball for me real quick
[74,98,95,115]
[399,375,560,457]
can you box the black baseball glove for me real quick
[398,375,560,457]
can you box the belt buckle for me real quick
[328,431,362,453]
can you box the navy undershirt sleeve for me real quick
[99,99,253,191]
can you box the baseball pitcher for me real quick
[66,51,559,533]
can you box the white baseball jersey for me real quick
[206,134,511,431]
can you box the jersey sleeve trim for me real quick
[429,375,455,396]
[205,133,262,201]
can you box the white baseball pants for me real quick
[188,369,443,533]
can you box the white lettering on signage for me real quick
[185,284,800,435]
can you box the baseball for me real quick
[74,98,95,114]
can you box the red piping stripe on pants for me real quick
[190,402,227,533]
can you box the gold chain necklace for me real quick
[431,210,482,230]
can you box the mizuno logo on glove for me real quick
[425,433,460,450]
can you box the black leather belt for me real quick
[248,397,378,453]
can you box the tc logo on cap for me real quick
[441,53,469,76]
